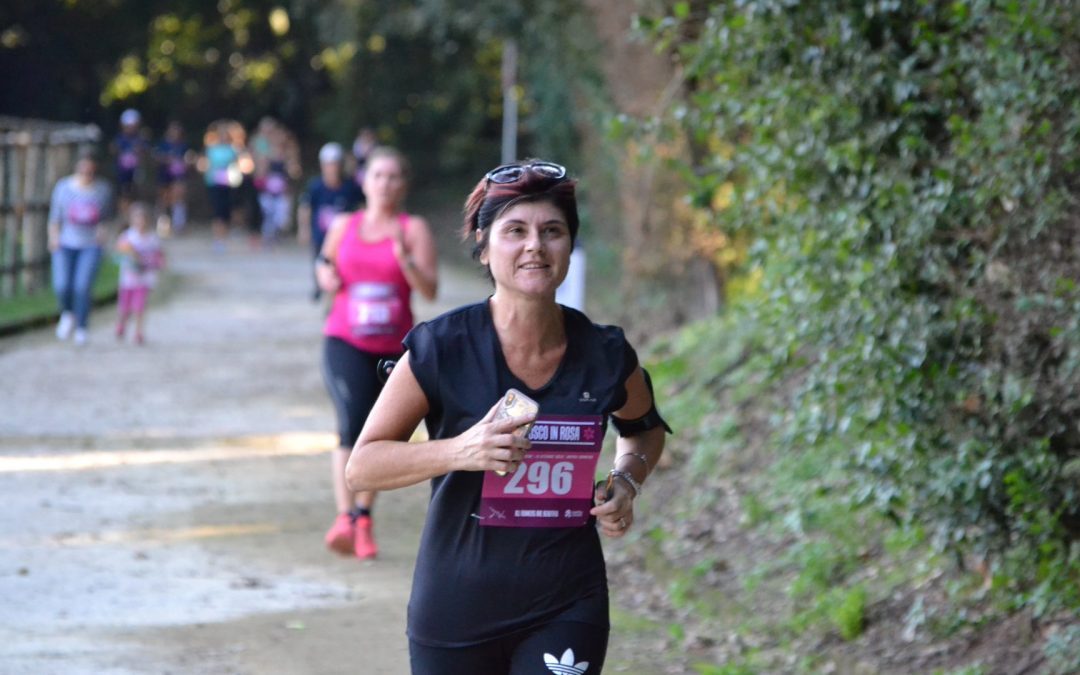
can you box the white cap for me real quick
[319,142,343,164]
[120,109,141,126]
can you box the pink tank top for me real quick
[324,211,414,355]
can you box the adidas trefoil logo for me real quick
[543,647,589,675]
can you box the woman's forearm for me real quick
[403,260,437,300]
[346,436,461,491]
[612,426,666,487]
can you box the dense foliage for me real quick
[643,0,1080,609]
[0,0,594,181]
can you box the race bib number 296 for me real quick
[479,415,603,528]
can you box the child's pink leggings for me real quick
[118,286,150,315]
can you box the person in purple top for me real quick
[154,121,189,233]
[47,150,113,346]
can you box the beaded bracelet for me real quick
[608,469,642,499]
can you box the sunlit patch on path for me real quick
[0,432,335,473]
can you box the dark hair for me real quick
[461,161,579,266]
[75,147,99,164]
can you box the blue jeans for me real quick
[52,246,102,329]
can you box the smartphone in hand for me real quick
[492,388,539,476]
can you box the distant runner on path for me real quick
[346,160,671,674]
[154,120,190,234]
[298,142,362,301]
[47,150,113,347]
[200,121,240,250]
[111,109,147,214]
[315,146,438,561]
[113,202,164,345]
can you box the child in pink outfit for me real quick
[115,203,164,344]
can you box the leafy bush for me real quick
[828,585,867,641]
[638,0,1080,610]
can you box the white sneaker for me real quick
[56,312,74,340]
[73,328,88,347]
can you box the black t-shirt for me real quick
[402,300,639,647]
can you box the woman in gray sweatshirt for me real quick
[47,151,113,346]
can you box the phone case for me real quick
[492,388,539,475]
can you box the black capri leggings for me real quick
[322,336,396,448]
[409,620,608,675]
[206,185,232,222]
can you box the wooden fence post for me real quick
[22,134,47,293]
[1,133,26,298]
[0,117,100,302]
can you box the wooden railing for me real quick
[0,116,100,299]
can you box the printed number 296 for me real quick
[504,461,573,496]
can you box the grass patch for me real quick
[606,301,1066,672]
[0,260,120,334]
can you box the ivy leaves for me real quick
[644,0,1080,610]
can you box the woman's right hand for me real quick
[315,258,341,293]
[453,399,535,473]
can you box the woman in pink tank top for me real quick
[314,146,438,560]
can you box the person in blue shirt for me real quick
[200,121,241,248]
[298,142,362,299]
[111,109,147,214]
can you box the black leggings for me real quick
[321,337,395,448]
[206,185,232,222]
[409,621,608,675]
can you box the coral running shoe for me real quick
[353,515,378,560]
[324,513,354,556]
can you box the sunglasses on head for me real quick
[484,161,567,185]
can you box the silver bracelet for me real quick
[608,469,642,499]
[617,452,650,474]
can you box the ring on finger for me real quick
[618,517,627,529]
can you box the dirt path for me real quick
[0,233,489,674]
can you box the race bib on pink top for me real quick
[348,281,404,336]
[67,200,101,226]
[479,415,604,528]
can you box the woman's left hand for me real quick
[590,479,635,539]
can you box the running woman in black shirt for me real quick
[347,161,670,675]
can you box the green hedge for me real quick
[0,260,120,335]
[641,0,1080,611]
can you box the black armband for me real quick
[610,368,673,437]
[375,358,397,384]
